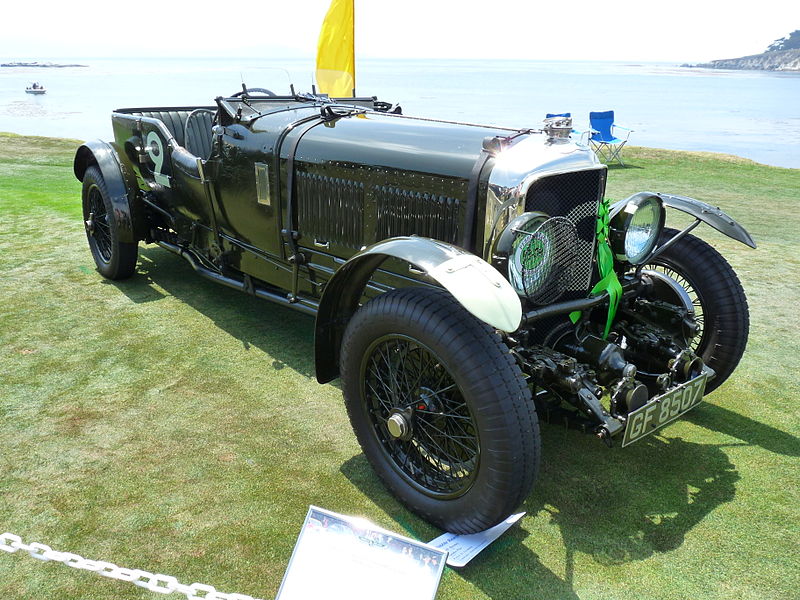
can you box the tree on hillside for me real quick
[767,30,800,52]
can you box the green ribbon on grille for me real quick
[570,197,623,339]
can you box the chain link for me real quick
[1,532,265,600]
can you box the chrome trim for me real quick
[483,133,604,261]
[255,162,271,206]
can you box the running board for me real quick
[156,240,318,317]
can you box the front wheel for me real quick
[340,287,540,533]
[643,228,750,393]
[81,166,138,280]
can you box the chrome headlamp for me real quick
[496,212,578,304]
[609,195,665,264]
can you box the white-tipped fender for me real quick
[314,236,522,383]
[427,254,521,333]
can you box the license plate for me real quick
[621,373,708,447]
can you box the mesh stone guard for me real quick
[513,216,579,305]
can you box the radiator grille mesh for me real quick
[524,169,604,300]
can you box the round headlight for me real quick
[610,195,665,264]
[496,212,578,304]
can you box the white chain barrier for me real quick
[0,532,265,600]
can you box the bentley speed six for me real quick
[74,89,754,533]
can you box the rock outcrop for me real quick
[1,61,88,68]
[688,49,800,71]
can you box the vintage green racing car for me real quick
[74,87,755,533]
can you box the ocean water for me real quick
[1,57,799,168]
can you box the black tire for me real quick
[81,166,138,280]
[643,228,749,393]
[340,287,540,533]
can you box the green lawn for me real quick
[1,132,798,599]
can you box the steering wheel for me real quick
[232,87,277,97]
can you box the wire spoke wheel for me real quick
[640,263,705,352]
[81,166,138,280]
[87,185,113,263]
[641,228,749,392]
[361,335,479,498]
[341,287,540,533]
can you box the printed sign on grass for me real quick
[277,506,447,600]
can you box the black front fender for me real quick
[612,192,756,249]
[74,140,139,243]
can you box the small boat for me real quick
[25,82,46,95]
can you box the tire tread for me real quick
[340,287,540,533]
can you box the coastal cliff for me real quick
[687,30,800,71]
[1,61,87,68]
[691,48,800,71]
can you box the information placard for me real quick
[277,506,447,600]
[428,512,525,567]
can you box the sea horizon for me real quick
[2,56,799,168]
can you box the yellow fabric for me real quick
[316,0,355,97]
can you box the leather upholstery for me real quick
[127,108,215,158]
[184,109,216,159]
[134,110,194,147]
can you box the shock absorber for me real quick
[555,332,650,415]
[516,344,625,442]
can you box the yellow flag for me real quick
[316,0,355,97]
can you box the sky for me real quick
[2,0,799,63]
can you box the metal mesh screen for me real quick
[524,169,605,299]
[514,217,579,304]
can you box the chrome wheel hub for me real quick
[386,413,409,439]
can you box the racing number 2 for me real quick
[146,131,171,188]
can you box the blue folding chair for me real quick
[589,110,633,165]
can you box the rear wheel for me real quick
[340,287,540,533]
[82,166,137,280]
[642,228,749,392]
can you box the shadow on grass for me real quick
[342,427,740,600]
[339,453,578,599]
[108,247,318,378]
[686,403,800,456]
[113,247,799,457]
[127,249,800,458]
[531,429,740,561]
[107,245,759,599]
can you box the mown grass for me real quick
[1,133,798,600]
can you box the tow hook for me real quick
[597,426,614,448]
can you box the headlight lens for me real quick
[610,196,665,264]
[496,212,578,304]
[508,214,550,295]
